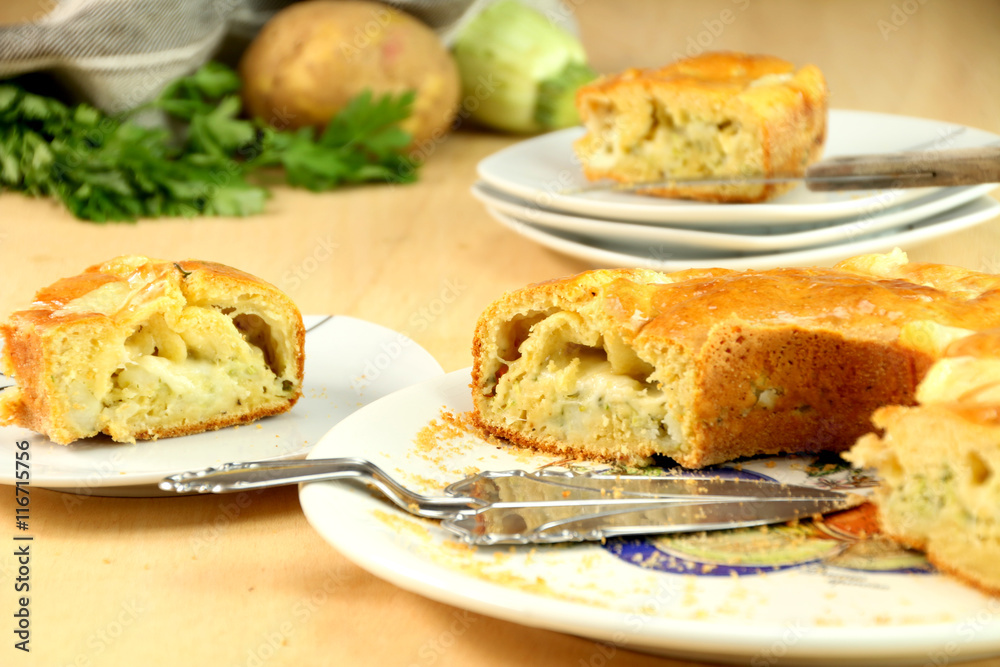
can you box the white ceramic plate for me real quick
[486,196,1000,271]
[476,110,1000,226]
[472,181,999,254]
[0,315,443,496]
[300,370,1000,666]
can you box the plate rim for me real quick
[485,196,1000,271]
[472,180,999,252]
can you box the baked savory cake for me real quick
[471,250,1000,469]
[847,329,1000,595]
[573,51,828,203]
[0,256,305,444]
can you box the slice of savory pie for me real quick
[471,250,1000,469]
[847,328,1000,595]
[0,256,305,444]
[573,51,828,203]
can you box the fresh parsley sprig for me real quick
[0,62,420,222]
[254,89,418,192]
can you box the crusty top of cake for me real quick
[484,250,1000,354]
[941,329,1000,359]
[15,256,285,326]
[907,326,1000,425]
[577,51,824,104]
[599,52,793,89]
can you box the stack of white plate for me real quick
[473,110,1000,270]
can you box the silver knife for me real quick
[568,145,1000,194]
[159,458,862,545]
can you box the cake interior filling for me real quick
[488,310,684,458]
[580,93,769,179]
[882,452,997,540]
[98,304,294,430]
[887,357,1000,539]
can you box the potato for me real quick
[239,0,460,148]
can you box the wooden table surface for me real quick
[2,1,999,665]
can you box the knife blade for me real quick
[566,145,1000,194]
[440,469,861,544]
[443,497,851,544]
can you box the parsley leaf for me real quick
[0,62,421,222]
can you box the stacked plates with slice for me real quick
[473,110,1000,270]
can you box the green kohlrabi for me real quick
[451,0,597,134]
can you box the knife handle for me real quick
[159,457,479,518]
[805,145,1000,191]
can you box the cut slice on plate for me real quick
[573,51,828,203]
[0,255,305,444]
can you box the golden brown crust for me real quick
[583,52,798,96]
[573,51,828,203]
[0,256,305,444]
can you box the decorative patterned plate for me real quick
[301,370,1000,666]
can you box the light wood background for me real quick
[1,1,999,665]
